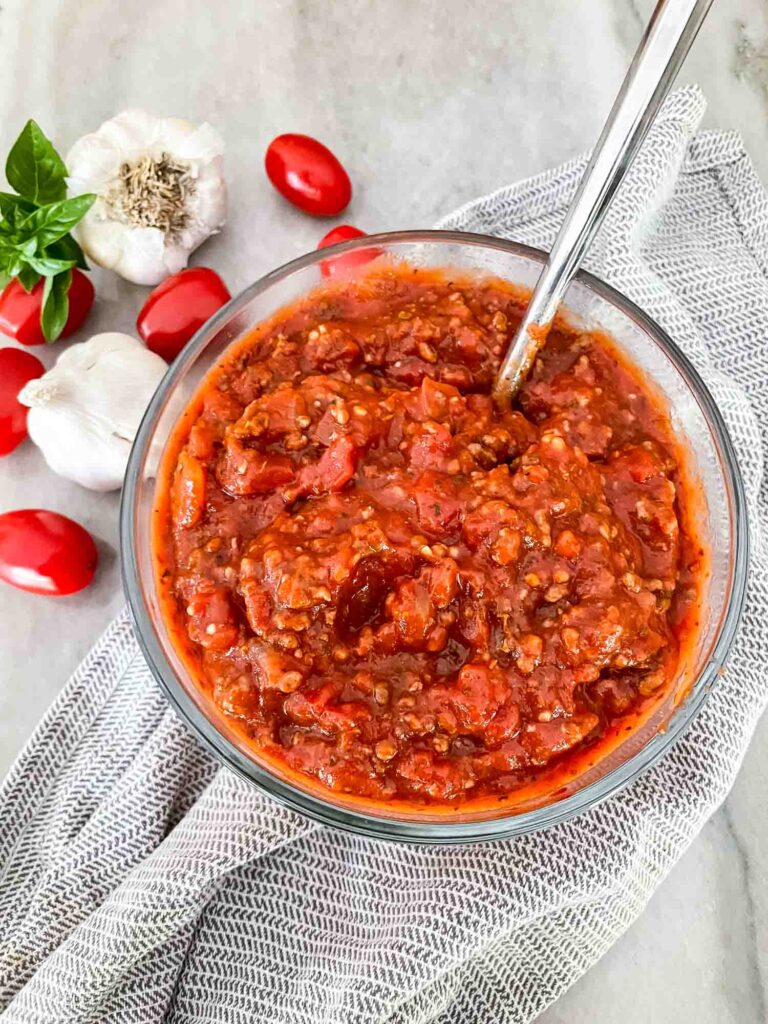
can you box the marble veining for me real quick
[735,22,768,107]
[0,0,766,1020]
[722,803,767,1023]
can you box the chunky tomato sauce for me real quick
[155,267,702,811]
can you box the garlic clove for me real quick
[66,134,120,193]
[85,221,168,287]
[96,109,164,161]
[75,218,164,285]
[159,240,192,281]
[193,162,229,230]
[162,120,225,163]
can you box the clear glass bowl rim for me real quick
[121,229,749,845]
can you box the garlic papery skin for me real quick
[18,332,168,491]
[66,110,227,286]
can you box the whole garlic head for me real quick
[18,332,168,491]
[66,110,227,285]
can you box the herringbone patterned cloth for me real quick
[1,86,766,1023]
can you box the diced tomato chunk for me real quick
[408,422,454,470]
[446,663,507,731]
[462,500,520,551]
[417,376,461,421]
[172,450,207,528]
[250,646,305,691]
[285,683,372,733]
[188,420,220,460]
[425,558,459,608]
[240,390,307,439]
[414,471,462,537]
[603,444,679,581]
[522,714,599,766]
[218,440,295,496]
[485,702,522,747]
[397,750,475,800]
[186,584,238,651]
[388,577,435,647]
[298,435,358,495]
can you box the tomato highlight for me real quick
[265,134,352,217]
[137,267,231,362]
[0,348,45,455]
[0,509,98,596]
[0,269,94,346]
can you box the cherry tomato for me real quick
[0,348,44,455]
[0,269,94,346]
[317,225,382,279]
[0,509,98,596]
[137,267,231,362]
[265,134,352,217]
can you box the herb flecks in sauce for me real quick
[155,268,702,810]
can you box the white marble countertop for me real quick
[1,0,766,1020]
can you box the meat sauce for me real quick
[154,267,703,811]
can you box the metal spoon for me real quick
[493,0,714,403]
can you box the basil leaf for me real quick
[0,237,38,277]
[16,264,41,293]
[0,215,17,235]
[6,120,68,205]
[48,232,88,271]
[0,233,22,252]
[41,269,72,342]
[24,253,77,276]
[0,191,36,219]
[4,253,29,279]
[18,236,39,258]
[0,205,26,234]
[0,272,10,291]
[22,194,96,248]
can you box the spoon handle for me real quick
[493,0,713,402]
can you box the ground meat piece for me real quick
[422,663,510,734]
[302,325,362,371]
[396,750,476,800]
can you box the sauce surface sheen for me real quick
[155,266,702,810]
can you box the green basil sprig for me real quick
[0,120,95,341]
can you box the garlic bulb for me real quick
[66,110,227,286]
[18,332,167,491]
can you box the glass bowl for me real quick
[121,230,748,844]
